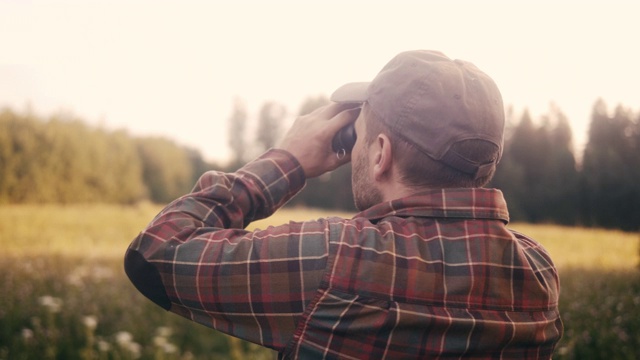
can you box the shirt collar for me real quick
[354,188,510,224]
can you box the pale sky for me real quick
[1,0,638,165]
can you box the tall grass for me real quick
[1,204,638,359]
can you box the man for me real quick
[125,50,563,359]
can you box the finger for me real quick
[311,102,361,120]
[322,107,361,140]
[331,106,361,128]
[323,145,352,171]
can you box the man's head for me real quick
[332,50,505,201]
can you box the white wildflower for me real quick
[127,342,142,359]
[115,331,133,346]
[153,335,168,347]
[163,343,178,354]
[82,315,98,330]
[21,328,34,341]
[98,340,112,352]
[155,326,173,338]
[38,295,63,313]
[66,266,89,286]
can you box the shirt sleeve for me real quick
[124,149,330,350]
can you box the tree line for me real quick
[229,96,640,232]
[0,108,213,204]
[491,99,639,231]
[1,97,638,231]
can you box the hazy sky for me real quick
[1,0,638,164]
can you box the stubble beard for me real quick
[352,151,383,211]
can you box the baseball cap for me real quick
[331,50,505,179]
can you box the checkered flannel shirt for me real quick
[125,149,563,359]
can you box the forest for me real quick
[1,96,638,231]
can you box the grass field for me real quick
[1,204,639,359]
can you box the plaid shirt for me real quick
[125,149,563,359]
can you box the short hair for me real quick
[363,104,499,188]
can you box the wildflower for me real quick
[38,295,63,313]
[83,315,98,330]
[66,266,89,286]
[155,326,173,338]
[115,331,141,358]
[21,328,34,341]
[163,343,178,354]
[154,326,178,355]
[97,340,111,352]
[115,331,133,346]
[153,335,167,347]
[127,342,142,359]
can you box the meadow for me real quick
[0,204,638,359]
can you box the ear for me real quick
[372,133,393,181]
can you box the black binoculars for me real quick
[331,105,361,157]
[331,122,357,157]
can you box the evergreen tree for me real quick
[492,106,579,225]
[541,105,579,224]
[228,98,248,170]
[256,101,286,153]
[581,100,640,230]
[492,110,536,221]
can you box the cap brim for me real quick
[330,82,370,103]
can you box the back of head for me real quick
[332,50,505,188]
[362,105,500,188]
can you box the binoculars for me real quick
[331,105,361,157]
[331,122,357,157]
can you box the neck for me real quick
[378,174,419,203]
